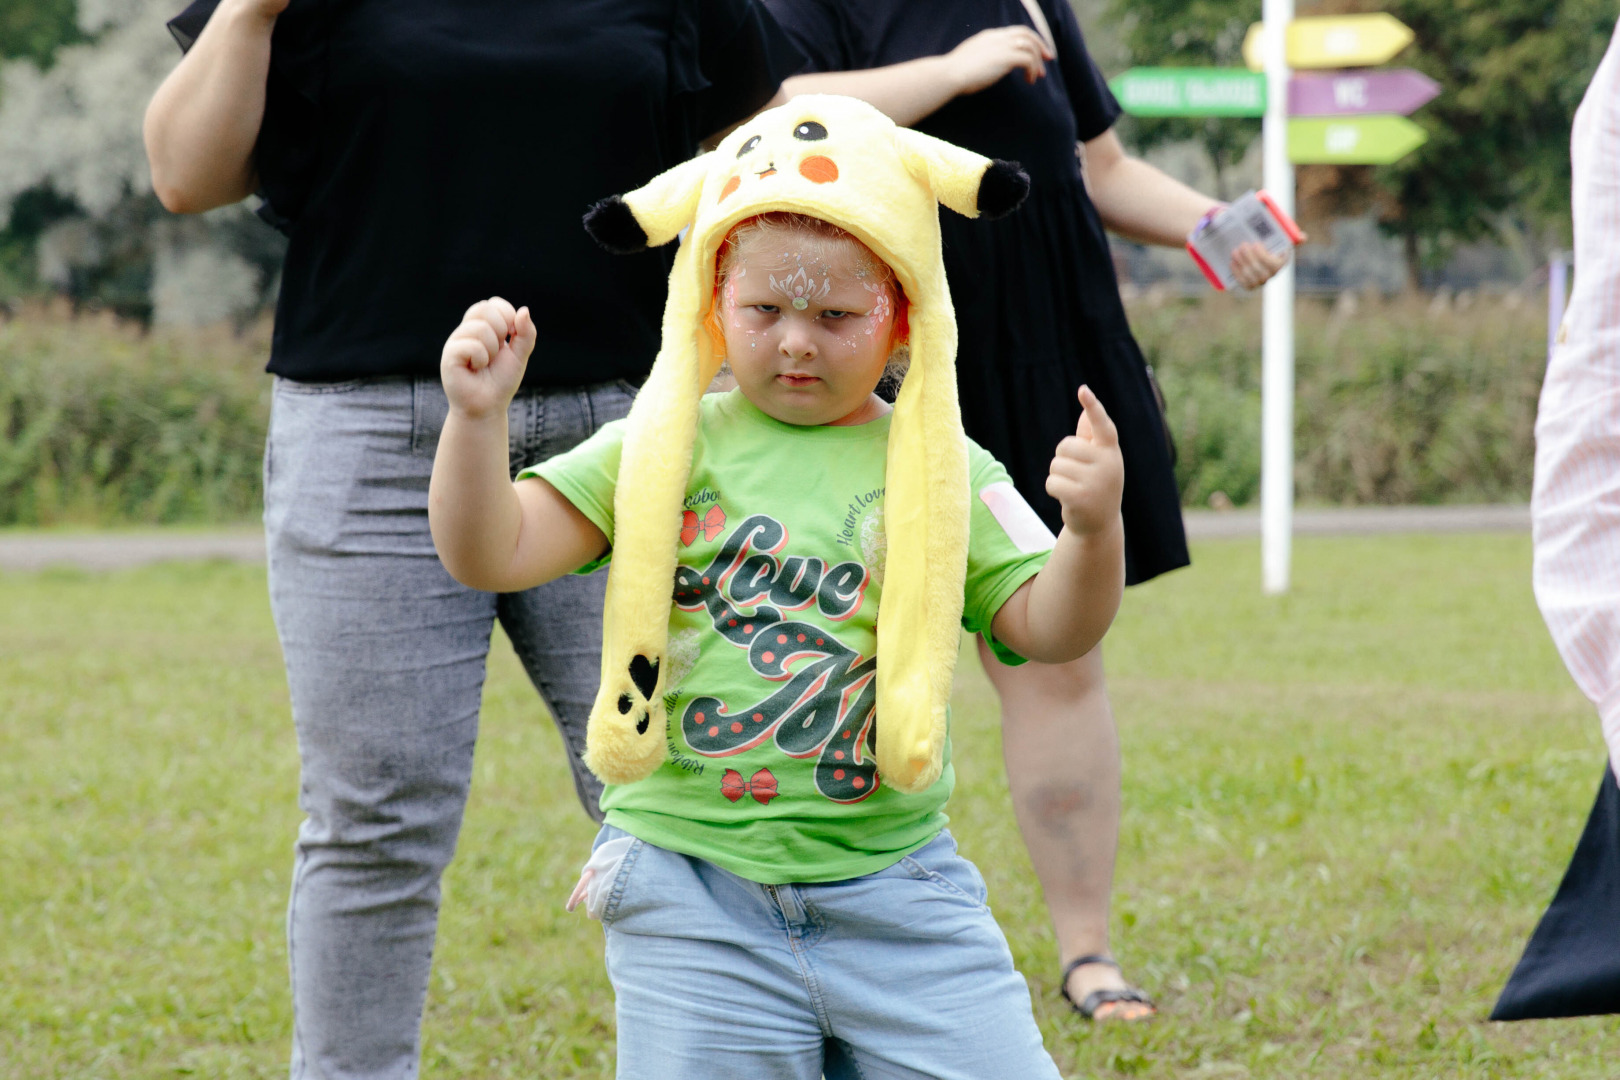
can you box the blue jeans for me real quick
[264,375,634,1079]
[597,826,1062,1079]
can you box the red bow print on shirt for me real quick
[681,504,726,546]
[721,768,779,805]
[680,501,725,544]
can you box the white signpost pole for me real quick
[1261,0,1296,594]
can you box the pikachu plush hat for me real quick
[581,95,1027,794]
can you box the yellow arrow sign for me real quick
[1244,14,1416,71]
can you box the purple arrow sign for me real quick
[1288,69,1440,117]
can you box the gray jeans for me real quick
[264,374,633,1079]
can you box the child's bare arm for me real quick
[990,386,1126,664]
[429,298,608,592]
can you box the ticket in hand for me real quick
[1186,190,1304,291]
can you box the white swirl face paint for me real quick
[769,267,834,311]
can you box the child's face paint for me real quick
[719,232,899,427]
[768,267,833,311]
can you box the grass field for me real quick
[2,534,1616,1078]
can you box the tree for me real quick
[0,0,282,323]
[1098,0,1614,284]
[1099,0,1259,200]
[1374,0,1612,279]
[0,0,82,68]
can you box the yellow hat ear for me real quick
[892,128,1030,221]
[584,152,716,251]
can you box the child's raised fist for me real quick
[440,297,536,420]
[1045,385,1125,537]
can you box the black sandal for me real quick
[1059,954,1158,1021]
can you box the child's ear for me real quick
[584,153,715,252]
[891,288,911,347]
[892,128,1030,221]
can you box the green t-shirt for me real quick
[523,390,1054,884]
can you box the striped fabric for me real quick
[1532,24,1620,780]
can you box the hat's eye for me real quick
[736,135,761,158]
[793,121,828,141]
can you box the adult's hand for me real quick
[1083,129,1312,274]
[1229,241,1295,290]
[782,23,1054,129]
[945,26,1054,94]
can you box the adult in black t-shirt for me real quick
[764,0,1292,1021]
[144,1,800,1074]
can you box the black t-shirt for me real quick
[169,0,804,385]
[761,0,1118,184]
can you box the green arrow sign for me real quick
[1109,68,1267,117]
[1286,115,1427,164]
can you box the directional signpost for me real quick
[1260,0,1294,595]
[1112,11,1437,592]
[1108,68,1266,118]
[1243,13,1415,71]
[1287,69,1439,117]
[1286,115,1428,163]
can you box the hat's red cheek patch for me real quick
[799,156,839,184]
[719,175,741,202]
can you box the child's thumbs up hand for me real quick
[1046,385,1125,537]
[441,297,536,421]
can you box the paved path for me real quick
[1180,503,1530,540]
[0,506,1529,572]
[0,529,265,571]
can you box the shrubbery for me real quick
[0,295,1547,526]
[1133,292,1545,508]
[0,306,268,525]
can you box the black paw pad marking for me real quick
[617,693,633,715]
[629,654,660,700]
[636,711,650,735]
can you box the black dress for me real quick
[762,0,1187,584]
[1492,764,1620,1019]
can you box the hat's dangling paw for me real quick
[618,653,660,735]
[586,652,667,784]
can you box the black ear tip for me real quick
[584,195,649,254]
[978,160,1030,220]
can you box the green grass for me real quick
[2,534,1615,1078]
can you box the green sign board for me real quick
[1286,115,1427,164]
[1108,67,1267,118]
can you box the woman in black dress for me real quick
[143,1,800,1074]
[764,0,1290,1020]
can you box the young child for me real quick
[429,97,1124,1078]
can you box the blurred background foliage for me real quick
[1101,0,1615,285]
[1135,292,1543,508]
[0,0,286,325]
[0,0,80,68]
[0,306,268,525]
[0,295,1544,525]
[0,0,1605,320]
[0,0,1577,524]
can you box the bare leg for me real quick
[978,637,1154,1020]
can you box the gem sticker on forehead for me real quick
[769,267,833,310]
